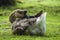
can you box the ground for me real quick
[0,0,60,40]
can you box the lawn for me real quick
[0,0,60,40]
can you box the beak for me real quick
[24,10,27,14]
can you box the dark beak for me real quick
[24,10,27,14]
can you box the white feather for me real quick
[26,12,47,35]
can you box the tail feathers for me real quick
[35,10,43,17]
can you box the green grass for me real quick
[0,0,60,40]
